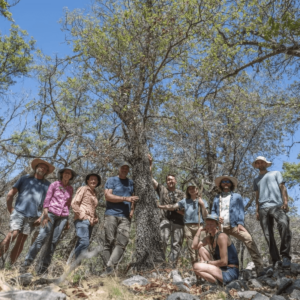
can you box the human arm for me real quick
[255,191,260,221]
[279,183,289,212]
[71,187,86,220]
[192,226,207,249]
[129,201,135,219]
[43,182,55,210]
[199,197,207,219]
[105,189,139,203]
[205,233,228,267]
[6,188,18,214]
[157,203,179,211]
[235,195,246,232]
[148,154,159,190]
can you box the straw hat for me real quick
[31,158,55,175]
[215,175,238,190]
[252,156,272,168]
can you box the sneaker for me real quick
[100,266,114,278]
[282,257,291,269]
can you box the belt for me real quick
[227,264,239,268]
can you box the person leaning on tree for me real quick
[72,173,101,260]
[193,215,239,286]
[0,158,55,264]
[209,175,265,277]
[100,162,139,277]
[20,167,76,274]
[253,156,292,268]
[148,154,185,267]
[158,181,207,266]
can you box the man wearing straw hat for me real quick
[210,175,264,276]
[253,156,292,268]
[0,158,55,264]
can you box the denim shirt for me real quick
[211,192,245,227]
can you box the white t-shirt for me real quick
[220,194,231,228]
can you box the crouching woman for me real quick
[193,215,239,286]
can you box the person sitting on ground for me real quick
[210,175,264,276]
[0,159,54,265]
[72,173,101,260]
[20,167,76,274]
[193,215,239,286]
[158,181,207,266]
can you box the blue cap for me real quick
[205,214,219,223]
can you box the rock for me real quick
[246,262,255,270]
[226,280,242,291]
[291,264,300,275]
[252,293,270,300]
[265,278,277,289]
[149,272,158,279]
[170,270,183,283]
[122,275,149,287]
[201,283,218,292]
[166,292,200,300]
[291,289,300,300]
[266,268,274,277]
[18,273,33,286]
[237,291,258,299]
[173,282,190,292]
[249,279,263,288]
[273,270,280,279]
[241,269,253,281]
[276,277,293,295]
[270,296,285,300]
[0,290,66,300]
[183,276,197,287]
[285,279,300,294]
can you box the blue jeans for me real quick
[24,212,68,267]
[74,219,93,259]
[221,266,239,285]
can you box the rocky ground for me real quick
[0,261,300,299]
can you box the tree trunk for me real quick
[129,135,164,271]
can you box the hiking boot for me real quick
[100,266,114,278]
[282,257,291,269]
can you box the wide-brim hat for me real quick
[206,214,219,223]
[31,158,55,175]
[215,175,238,190]
[57,168,77,181]
[85,173,101,187]
[252,156,272,168]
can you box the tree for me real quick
[0,1,34,94]
[61,0,224,270]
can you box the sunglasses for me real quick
[221,180,232,184]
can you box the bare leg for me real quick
[10,233,28,264]
[0,231,19,257]
[193,262,223,283]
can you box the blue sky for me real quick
[1,0,300,211]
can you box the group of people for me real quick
[0,154,292,286]
[150,155,292,285]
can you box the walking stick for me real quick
[198,179,204,229]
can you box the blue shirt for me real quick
[13,175,51,218]
[177,198,204,224]
[211,192,245,228]
[253,171,284,209]
[104,176,134,218]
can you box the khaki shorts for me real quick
[9,210,38,235]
